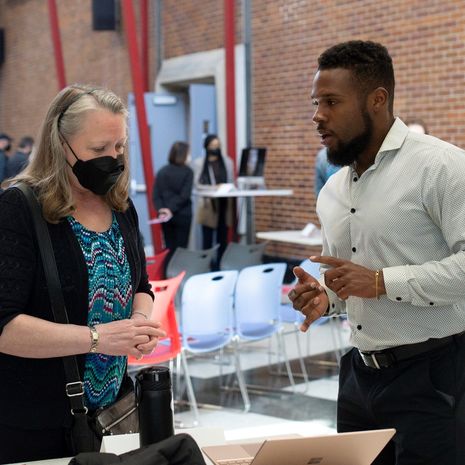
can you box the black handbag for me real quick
[69,433,207,465]
[16,183,139,454]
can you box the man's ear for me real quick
[369,87,389,113]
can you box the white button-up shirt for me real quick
[317,118,465,351]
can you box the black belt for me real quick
[358,332,463,369]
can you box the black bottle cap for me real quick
[136,366,171,390]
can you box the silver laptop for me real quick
[202,428,396,465]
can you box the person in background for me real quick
[405,118,428,135]
[193,134,234,267]
[289,40,465,464]
[314,146,340,196]
[0,84,165,463]
[0,133,12,183]
[152,141,194,265]
[5,135,34,179]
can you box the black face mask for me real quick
[65,140,125,195]
[207,148,221,158]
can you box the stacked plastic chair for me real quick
[145,248,170,281]
[219,241,267,271]
[127,271,199,424]
[180,270,251,412]
[166,245,219,308]
[234,263,296,394]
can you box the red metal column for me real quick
[141,0,149,91]
[224,0,238,241]
[224,0,237,177]
[47,0,67,89]
[121,0,162,252]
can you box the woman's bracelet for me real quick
[132,311,148,319]
[88,325,99,353]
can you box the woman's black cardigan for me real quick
[0,188,153,429]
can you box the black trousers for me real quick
[162,215,192,271]
[337,333,465,465]
[0,423,72,464]
[201,200,227,269]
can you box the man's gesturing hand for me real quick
[310,255,384,300]
[288,266,328,332]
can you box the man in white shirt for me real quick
[289,40,465,464]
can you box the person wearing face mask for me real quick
[152,141,194,267]
[0,133,12,184]
[0,84,165,463]
[192,134,234,268]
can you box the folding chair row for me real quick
[181,263,295,413]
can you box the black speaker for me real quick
[0,29,4,65]
[92,0,118,31]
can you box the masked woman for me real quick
[192,134,234,268]
[0,84,165,463]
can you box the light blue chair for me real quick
[181,270,251,412]
[166,244,219,308]
[234,263,296,392]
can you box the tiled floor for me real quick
[174,318,351,439]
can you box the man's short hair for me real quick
[318,40,395,113]
[18,136,34,148]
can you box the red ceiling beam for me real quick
[140,0,149,91]
[47,0,67,89]
[121,0,162,252]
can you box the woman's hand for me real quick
[95,319,165,358]
[158,208,173,222]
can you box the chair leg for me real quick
[276,330,295,391]
[293,324,309,392]
[180,349,200,425]
[175,353,183,399]
[233,337,251,412]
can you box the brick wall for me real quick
[0,0,156,144]
[250,0,465,258]
[162,0,243,59]
[1,0,465,260]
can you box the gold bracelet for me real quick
[89,325,99,353]
[375,270,380,300]
[132,311,148,319]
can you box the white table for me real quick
[256,230,323,247]
[194,188,293,243]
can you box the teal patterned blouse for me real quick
[68,214,133,410]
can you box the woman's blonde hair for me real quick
[4,84,129,223]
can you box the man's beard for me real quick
[327,110,373,167]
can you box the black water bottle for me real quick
[136,366,175,447]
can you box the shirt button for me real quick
[350,208,356,213]
[429,302,434,306]
[353,177,358,182]
[352,247,356,252]
[331,303,335,308]
[396,297,402,301]
[357,325,362,330]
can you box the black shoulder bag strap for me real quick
[15,183,89,417]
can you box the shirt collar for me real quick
[350,118,408,175]
[377,117,409,155]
